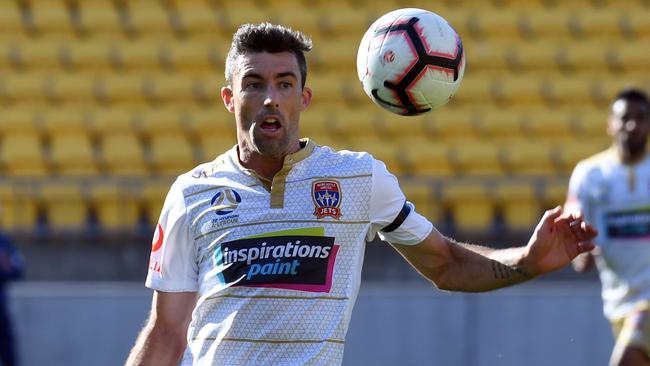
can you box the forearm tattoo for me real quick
[491,260,530,281]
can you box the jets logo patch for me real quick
[312,180,342,219]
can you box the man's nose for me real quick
[263,88,280,109]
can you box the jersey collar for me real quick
[229,139,316,207]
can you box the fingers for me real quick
[564,216,598,254]
[539,206,563,230]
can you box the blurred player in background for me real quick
[567,88,650,366]
[0,203,25,366]
[126,23,597,366]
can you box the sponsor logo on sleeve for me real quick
[215,228,339,292]
[312,180,342,219]
[149,223,164,272]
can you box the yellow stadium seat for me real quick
[198,135,236,162]
[442,182,495,233]
[504,42,558,72]
[401,140,454,178]
[114,41,164,71]
[184,108,236,141]
[77,0,125,36]
[221,1,272,29]
[9,40,66,71]
[0,108,38,135]
[466,9,520,39]
[318,3,371,36]
[520,109,576,139]
[49,133,99,176]
[142,179,174,227]
[145,75,210,105]
[149,134,196,175]
[454,75,493,106]
[571,9,624,39]
[99,134,148,176]
[309,37,358,71]
[88,108,136,136]
[95,75,146,105]
[351,137,405,176]
[0,133,48,177]
[272,1,324,37]
[475,108,524,141]
[300,108,331,139]
[308,74,348,106]
[39,107,88,135]
[554,139,610,175]
[315,136,350,152]
[574,109,606,137]
[48,74,98,104]
[623,12,650,39]
[609,42,650,72]
[556,42,610,72]
[331,108,384,139]
[464,39,509,71]
[0,2,24,34]
[135,108,185,137]
[492,77,544,106]
[502,140,557,176]
[40,182,88,231]
[450,140,504,176]
[27,0,75,35]
[543,179,569,210]
[518,9,572,39]
[378,113,430,139]
[162,41,224,73]
[400,179,441,225]
[541,77,597,107]
[428,109,480,140]
[595,78,650,108]
[126,2,172,35]
[173,1,225,36]
[90,182,140,232]
[495,181,540,232]
[0,73,47,104]
[0,183,38,231]
[65,40,116,71]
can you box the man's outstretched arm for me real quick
[392,206,597,292]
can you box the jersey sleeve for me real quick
[145,178,199,292]
[367,159,433,245]
[565,161,591,219]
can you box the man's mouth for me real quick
[260,117,281,132]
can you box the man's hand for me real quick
[522,206,598,277]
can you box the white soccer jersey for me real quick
[146,139,433,365]
[567,148,650,321]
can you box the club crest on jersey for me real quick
[312,180,342,219]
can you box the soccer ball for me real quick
[356,8,465,116]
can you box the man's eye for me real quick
[246,82,261,89]
[280,82,293,89]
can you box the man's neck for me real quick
[237,141,304,181]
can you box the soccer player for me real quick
[567,88,650,366]
[126,23,597,366]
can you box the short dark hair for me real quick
[225,23,312,88]
[613,88,650,106]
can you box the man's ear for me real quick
[301,86,313,111]
[221,86,235,112]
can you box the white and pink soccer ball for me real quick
[357,8,466,116]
